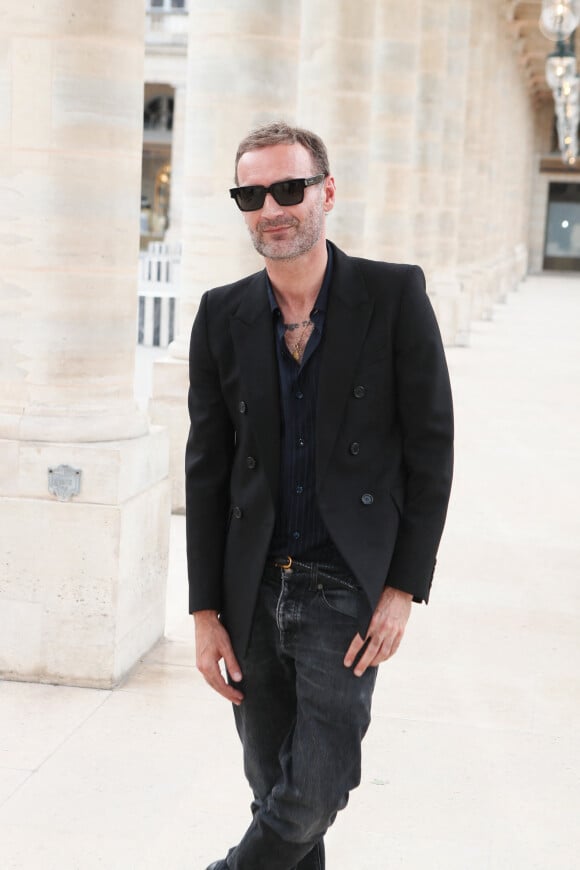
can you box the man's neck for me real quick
[265,239,328,316]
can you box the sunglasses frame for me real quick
[229,174,326,212]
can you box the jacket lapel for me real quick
[317,245,374,487]
[230,271,280,507]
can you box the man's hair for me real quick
[234,121,330,183]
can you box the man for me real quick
[186,122,453,870]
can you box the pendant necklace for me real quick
[285,319,314,363]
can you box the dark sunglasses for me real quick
[229,174,326,212]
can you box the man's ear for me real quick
[323,175,336,213]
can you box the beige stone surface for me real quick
[150,358,190,512]
[299,0,375,257]
[0,0,148,443]
[0,425,168,504]
[1,274,579,867]
[0,0,171,686]
[0,450,171,687]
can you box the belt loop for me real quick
[310,561,319,591]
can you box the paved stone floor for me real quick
[1,274,579,869]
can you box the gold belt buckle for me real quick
[274,556,293,570]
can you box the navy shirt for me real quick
[267,245,339,560]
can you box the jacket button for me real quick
[353,385,366,399]
[361,493,374,506]
[232,506,243,519]
[239,401,247,414]
[246,456,256,469]
[349,442,360,456]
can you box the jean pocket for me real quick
[320,586,359,619]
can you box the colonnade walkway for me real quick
[1,274,579,869]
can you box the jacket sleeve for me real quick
[185,291,234,613]
[385,265,454,602]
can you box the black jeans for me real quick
[224,561,377,870]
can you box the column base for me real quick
[150,355,189,514]
[0,427,171,688]
[429,273,471,346]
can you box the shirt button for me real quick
[246,456,256,469]
[353,385,366,399]
[349,442,360,455]
[232,506,243,519]
[292,531,301,540]
[361,493,374,506]
[296,391,304,400]
[239,401,247,414]
[295,485,304,494]
[298,437,305,448]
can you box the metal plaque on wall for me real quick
[48,465,82,502]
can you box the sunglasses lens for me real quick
[231,178,312,211]
[235,186,265,212]
[272,179,305,206]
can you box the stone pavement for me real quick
[1,274,579,869]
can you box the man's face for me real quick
[235,143,335,261]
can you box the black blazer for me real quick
[186,242,454,657]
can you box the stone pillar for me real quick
[363,0,422,264]
[297,0,376,256]
[0,2,170,688]
[528,103,555,273]
[478,4,501,318]
[495,26,524,301]
[150,1,301,512]
[428,0,472,344]
[412,0,450,278]
[166,83,187,245]
[508,52,535,288]
[456,0,486,338]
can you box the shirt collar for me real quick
[266,241,333,317]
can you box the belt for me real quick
[264,556,360,591]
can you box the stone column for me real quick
[363,0,422,264]
[505,49,535,289]
[0,1,170,687]
[150,1,301,512]
[166,83,187,245]
[494,26,523,302]
[478,4,501,319]
[428,0,472,344]
[528,103,555,273]
[456,0,487,337]
[297,0,376,256]
[412,0,450,278]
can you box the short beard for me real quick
[249,200,325,261]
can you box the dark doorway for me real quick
[543,183,580,271]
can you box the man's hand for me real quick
[194,610,244,705]
[343,586,413,677]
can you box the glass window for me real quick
[543,183,580,271]
[147,0,187,8]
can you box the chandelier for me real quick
[540,1,580,165]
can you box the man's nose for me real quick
[260,191,285,216]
